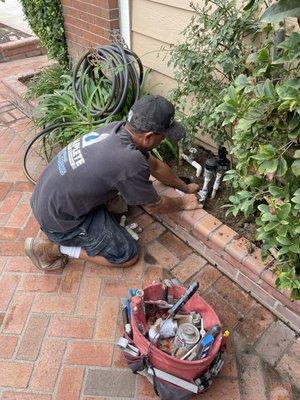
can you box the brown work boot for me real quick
[24,237,68,271]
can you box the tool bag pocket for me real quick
[121,334,147,373]
[152,377,195,400]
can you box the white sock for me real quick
[60,245,81,259]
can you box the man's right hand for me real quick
[181,194,202,210]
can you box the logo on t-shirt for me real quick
[68,138,85,170]
[82,132,109,148]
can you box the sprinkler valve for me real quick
[198,157,218,203]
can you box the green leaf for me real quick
[261,213,278,222]
[243,0,256,11]
[235,74,249,90]
[276,236,291,245]
[294,226,300,234]
[291,159,300,176]
[258,159,278,174]
[269,186,284,198]
[276,157,288,177]
[258,48,269,62]
[277,85,299,100]
[278,225,288,236]
[291,195,300,204]
[261,0,300,22]
[263,79,276,100]
[289,244,300,253]
[265,221,279,231]
[277,247,290,256]
[244,176,263,187]
[277,203,291,219]
[294,149,300,159]
[258,204,270,213]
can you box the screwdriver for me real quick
[168,282,199,317]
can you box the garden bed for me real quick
[171,147,259,245]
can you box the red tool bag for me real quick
[120,283,226,400]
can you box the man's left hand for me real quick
[184,183,200,194]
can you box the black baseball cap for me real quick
[127,95,186,141]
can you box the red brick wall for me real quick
[61,0,119,61]
[0,37,46,63]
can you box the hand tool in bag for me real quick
[131,295,149,335]
[168,282,199,317]
[117,337,140,356]
[196,324,221,359]
[199,316,206,338]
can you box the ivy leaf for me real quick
[261,0,300,22]
[291,159,300,176]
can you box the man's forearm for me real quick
[143,195,183,215]
[151,159,188,192]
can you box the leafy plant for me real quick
[152,138,179,163]
[19,0,68,67]
[261,0,300,22]
[217,27,300,299]
[168,0,262,148]
[25,64,69,100]
[32,71,127,148]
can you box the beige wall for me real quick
[131,0,217,151]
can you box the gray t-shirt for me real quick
[31,122,158,232]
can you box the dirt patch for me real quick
[18,74,36,86]
[171,146,259,244]
[0,22,31,44]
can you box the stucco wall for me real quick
[130,0,217,150]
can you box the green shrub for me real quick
[168,0,262,148]
[25,64,69,100]
[19,0,68,67]
[215,30,300,299]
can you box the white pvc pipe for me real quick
[181,154,202,177]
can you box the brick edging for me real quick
[0,37,46,63]
[1,60,53,116]
[148,180,300,333]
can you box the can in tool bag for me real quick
[173,323,200,358]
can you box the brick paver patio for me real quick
[0,58,299,400]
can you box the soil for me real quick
[171,146,259,245]
[0,23,31,44]
[19,74,36,86]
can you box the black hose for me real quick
[23,44,143,185]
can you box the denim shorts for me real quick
[42,205,139,264]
